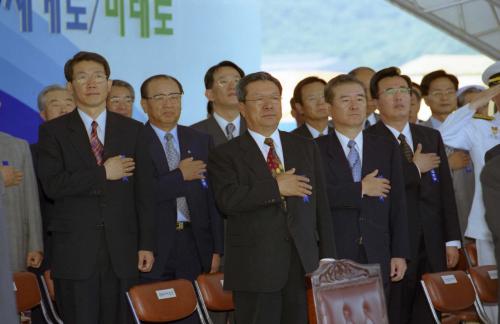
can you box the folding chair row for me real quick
[127,272,234,324]
[421,265,498,324]
[13,271,54,324]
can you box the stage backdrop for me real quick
[0,0,261,143]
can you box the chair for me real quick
[13,271,53,324]
[468,265,498,323]
[127,278,206,323]
[421,270,481,323]
[307,259,388,324]
[194,272,233,324]
[40,270,63,324]
[464,242,478,267]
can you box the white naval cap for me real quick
[482,61,500,86]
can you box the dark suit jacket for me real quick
[36,110,154,280]
[291,124,333,139]
[316,131,409,282]
[485,143,500,163]
[367,122,461,272]
[208,131,336,292]
[139,124,224,279]
[481,155,500,265]
[191,115,247,147]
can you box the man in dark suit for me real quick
[37,51,155,324]
[138,74,223,285]
[316,74,409,293]
[481,148,500,321]
[192,61,246,146]
[291,76,332,138]
[366,67,461,324]
[208,72,336,324]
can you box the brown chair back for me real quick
[43,270,56,301]
[195,272,233,311]
[465,243,478,267]
[421,271,476,312]
[469,265,498,303]
[127,279,204,323]
[307,259,388,324]
[13,272,42,312]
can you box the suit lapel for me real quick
[102,112,120,161]
[145,123,171,173]
[178,125,191,160]
[327,132,356,180]
[361,133,377,177]
[206,116,228,144]
[239,132,273,180]
[66,110,98,167]
[240,116,247,135]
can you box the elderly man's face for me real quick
[41,89,75,121]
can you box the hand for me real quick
[26,251,43,268]
[446,246,459,268]
[448,151,471,171]
[390,257,407,282]
[413,143,440,173]
[0,166,23,187]
[361,169,391,197]
[178,157,206,181]
[104,156,135,180]
[138,250,154,272]
[210,253,221,273]
[469,84,500,110]
[276,168,312,197]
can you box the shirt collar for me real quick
[306,123,328,138]
[150,123,178,143]
[335,129,364,158]
[248,128,282,151]
[77,108,106,141]
[367,113,377,126]
[430,116,443,129]
[213,112,240,136]
[384,122,414,150]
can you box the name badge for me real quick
[156,288,176,300]
[488,270,498,280]
[441,274,457,285]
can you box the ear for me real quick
[205,89,214,101]
[239,102,246,118]
[140,98,149,114]
[106,79,112,94]
[295,102,304,114]
[67,81,73,92]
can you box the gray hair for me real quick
[37,84,68,112]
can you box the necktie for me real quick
[364,119,371,130]
[90,121,104,165]
[264,138,284,178]
[226,122,236,140]
[347,140,361,182]
[165,133,190,220]
[398,133,414,163]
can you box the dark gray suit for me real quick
[191,115,247,146]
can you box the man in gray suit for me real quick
[0,147,20,324]
[192,61,246,146]
[420,70,474,240]
[0,131,43,272]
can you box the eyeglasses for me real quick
[74,72,107,85]
[245,95,281,106]
[216,77,241,88]
[145,93,183,103]
[109,96,133,104]
[379,87,411,96]
[429,90,456,98]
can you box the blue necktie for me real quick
[165,133,190,220]
[347,140,361,182]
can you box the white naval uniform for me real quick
[439,104,500,323]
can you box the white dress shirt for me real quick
[306,123,329,139]
[248,128,285,168]
[335,129,364,166]
[366,113,378,126]
[78,108,106,144]
[213,112,240,138]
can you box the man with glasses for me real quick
[316,74,409,300]
[208,72,336,324]
[420,70,474,242]
[291,76,332,138]
[106,79,135,118]
[138,75,224,311]
[366,67,461,324]
[192,61,246,146]
[37,51,155,323]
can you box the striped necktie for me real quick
[398,133,414,163]
[347,140,361,182]
[90,121,104,165]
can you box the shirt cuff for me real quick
[445,240,461,248]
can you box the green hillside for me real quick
[260,0,477,69]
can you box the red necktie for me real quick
[90,121,104,165]
[264,138,284,178]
